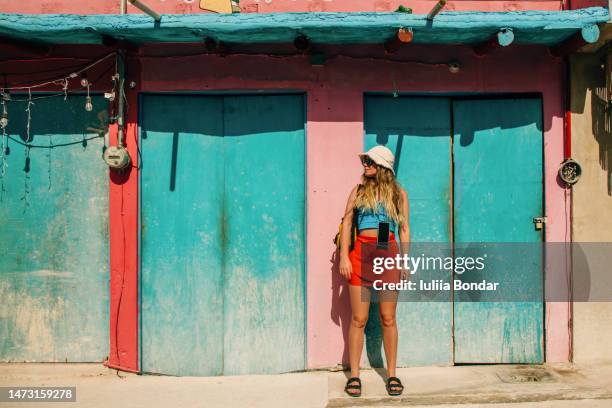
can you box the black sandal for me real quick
[344,377,361,397]
[386,376,404,396]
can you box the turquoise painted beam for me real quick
[551,23,602,56]
[0,7,608,46]
[498,28,515,46]
[581,24,600,43]
[473,27,514,56]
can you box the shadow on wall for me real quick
[330,249,387,371]
[571,52,612,196]
[592,55,612,195]
[139,93,305,192]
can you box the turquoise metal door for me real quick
[0,95,109,362]
[364,96,544,365]
[364,96,453,366]
[452,98,544,363]
[140,94,305,376]
[222,96,306,375]
[141,95,225,376]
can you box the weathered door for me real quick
[363,96,544,366]
[364,96,453,366]
[222,96,306,375]
[140,94,305,376]
[452,98,544,363]
[0,95,109,362]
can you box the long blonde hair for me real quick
[354,166,405,227]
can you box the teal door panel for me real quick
[452,98,544,363]
[223,95,305,375]
[140,94,305,376]
[364,96,453,366]
[0,95,109,361]
[141,95,225,376]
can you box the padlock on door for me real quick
[533,216,547,231]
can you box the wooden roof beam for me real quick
[550,24,601,57]
[384,28,414,54]
[473,28,514,56]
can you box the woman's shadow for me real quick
[330,249,387,380]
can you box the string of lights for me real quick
[1,52,116,91]
[0,52,119,206]
[6,134,104,149]
[0,52,117,142]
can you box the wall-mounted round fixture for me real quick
[558,158,582,185]
[103,145,132,170]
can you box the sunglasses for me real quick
[360,156,376,167]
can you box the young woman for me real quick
[338,145,410,398]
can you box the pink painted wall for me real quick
[135,43,571,366]
[0,0,208,14]
[0,0,605,14]
[239,0,564,13]
[0,43,572,369]
[0,0,118,14]
[0,0,581,368]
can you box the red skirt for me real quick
[348,232,401,287]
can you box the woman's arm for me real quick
[399,189,410,272]
[340,185,359,258]
[399,189,410,242]
[338,185,359,280]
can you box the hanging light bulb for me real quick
[0,95,8,128]
[85,95,93,112]
[84,83,93,112]
[80,75,89,88]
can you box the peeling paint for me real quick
[26,270,74,278]
[140,94,305,375]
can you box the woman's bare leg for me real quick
[348,284,371,379]
[379,290,399,379]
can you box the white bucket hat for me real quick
[358,145,395,175]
